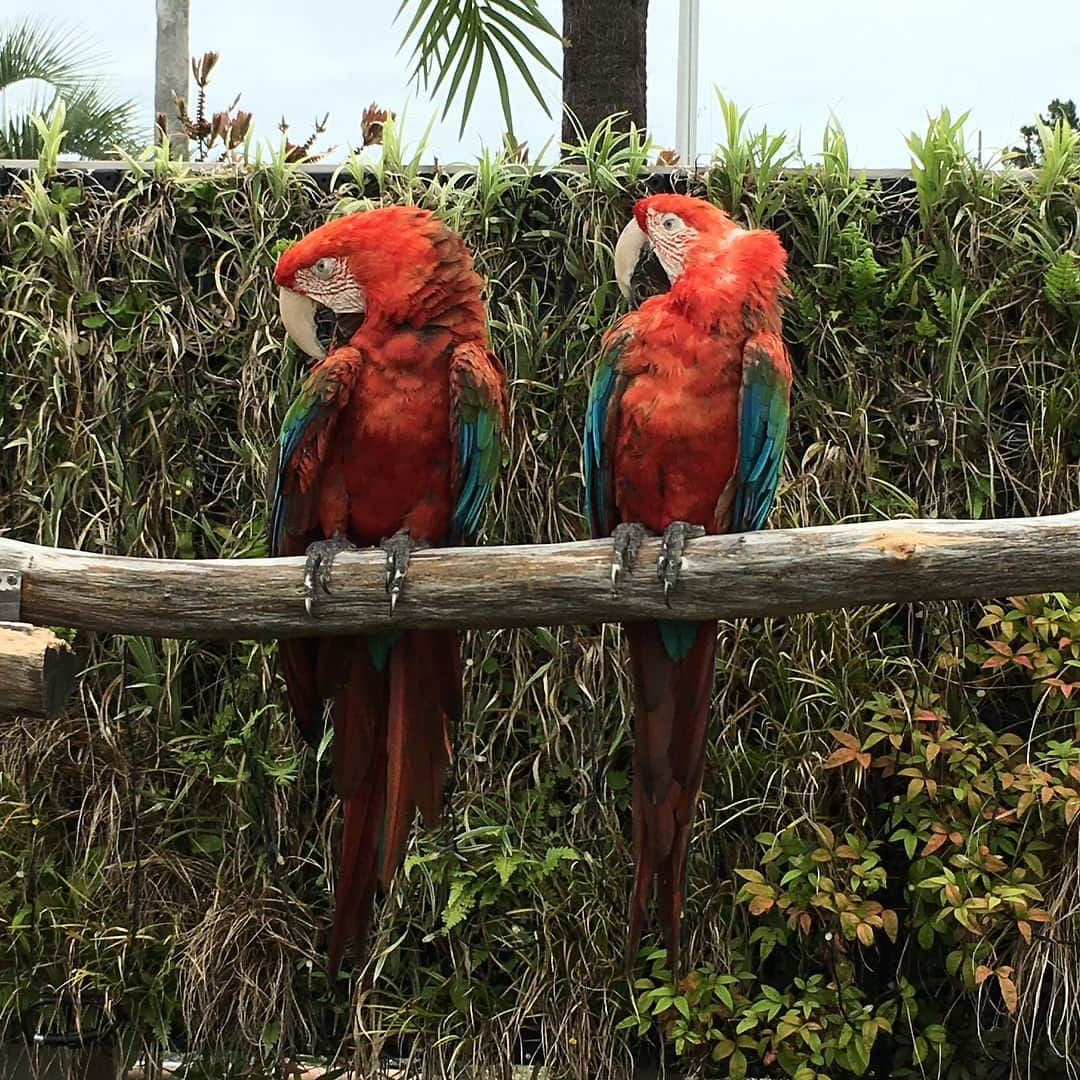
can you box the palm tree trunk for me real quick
[561,0,648,145]
[154,0,189,157]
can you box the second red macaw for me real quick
[271,206,506,972]
[585,194,791,969]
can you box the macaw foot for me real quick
[657,521,706,605]
[303,532,358,616]
[380,528,430,614]
[610,522,649,592]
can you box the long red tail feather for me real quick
[625,621,718,971]
[327,643,386,973]
[325,631,458,974]
[278,638,323,745]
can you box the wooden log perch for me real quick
[1,510,1079,641]
[0,623,78,717]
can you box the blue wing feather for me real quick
[731,337,791,534]
[584,332,627,536]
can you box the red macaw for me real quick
[584,194,791,969]
[271,206,506,971]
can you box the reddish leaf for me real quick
[998,973,1018,1014]
[825,748,857,768]
[921,832,948,857]
[830,729,861,750]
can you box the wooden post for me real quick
[0,623,77,718]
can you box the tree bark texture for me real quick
[0,623,78,718]
[154,0,190,157]
[562,0,648,145]
[1,512,1079,641]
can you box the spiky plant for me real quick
[0,17,139,158]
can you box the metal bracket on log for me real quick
[0,567,21,622]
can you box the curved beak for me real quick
[613,218,671,309]
[278,287,326,360]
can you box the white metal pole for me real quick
[675,0,700,164]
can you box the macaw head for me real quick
[274,205,466,358]
[613,194,739,308]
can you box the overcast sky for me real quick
[11,1,1080,167]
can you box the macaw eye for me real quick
[312,257,336,280]
[660,214,682,233]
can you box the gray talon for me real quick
[302,533,357,614]
[380,528,429,614]
[657,521,706,605]
[610,522,648,593]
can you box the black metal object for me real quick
[19,990,118,1050]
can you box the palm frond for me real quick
[395,0,561,137]
[0,17,140,158]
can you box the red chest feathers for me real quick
[613,331,743,533]
[319,346,455,544]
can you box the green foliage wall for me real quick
[2,125,1080,1078]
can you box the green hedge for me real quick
[2,120,1080,1078]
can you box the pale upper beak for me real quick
[613,218,671,309]
[614,219,648,303]
[278,287,326,360]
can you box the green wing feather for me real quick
[270,362,349,557]
[450,345,506,544]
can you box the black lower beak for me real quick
[313,308,366,354]
[333,311,366,346]
[629,240,670,308]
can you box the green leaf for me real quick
[729,1048,747,1080]
[193,833,223,855]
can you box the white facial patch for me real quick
[294,257,366,315]
[645,208,698,283]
